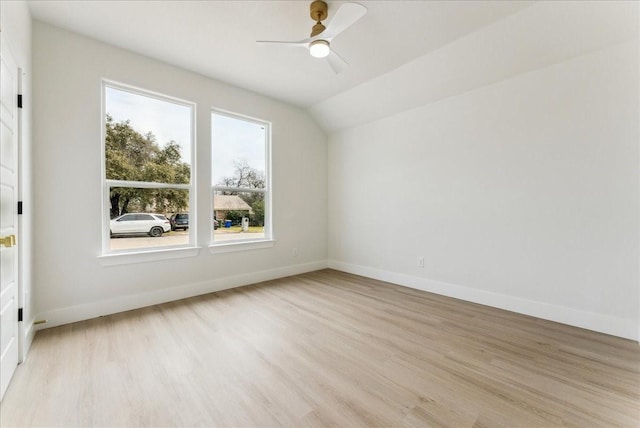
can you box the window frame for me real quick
[100,80,198,259]
[210,108,273,251]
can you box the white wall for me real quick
[1,0,35,356]
[32,22,327,327]
[328,39,639,340]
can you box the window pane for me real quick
[213,190,265,242]
[212,113,265,189]
[109,187,189,219]
[108,187,189,251]
[105,86,191,184]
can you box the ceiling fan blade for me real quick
[322,2,367,40]
[326,49,348,74]
[256,39,310,49]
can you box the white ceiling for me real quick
[27,1,534,108]
[312,0,640,131]
[27,1,638,133]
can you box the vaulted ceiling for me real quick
[28,1,638,132]
[27,1,532,106]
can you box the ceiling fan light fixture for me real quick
[309,39,330,58]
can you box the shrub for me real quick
[224,210,245,225]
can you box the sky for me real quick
[212,113,266,185]
[106,86,192,165]
[105,86,266,182]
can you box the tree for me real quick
[217,160,265,226]
[218,160,264,190]
[106,115,190,218]
[248,199,265,226]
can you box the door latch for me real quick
[0,235,16,247]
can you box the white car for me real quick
[110,213,171,237]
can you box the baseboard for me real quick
[34,259,637,341]
[328,260,638,341]
[19,320,36,363]
[35,260,328,330]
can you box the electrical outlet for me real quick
[418,257,425,268]
[292,247,298,257]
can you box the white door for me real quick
[0,38,20,401]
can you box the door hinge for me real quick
[18,308,23,322]
[17,94,23,109]
[17,201,23,215]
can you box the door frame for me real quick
[16,61,24,364]
[0,33,19,401]
[1,33,24,370]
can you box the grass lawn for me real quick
[218,225,263,233]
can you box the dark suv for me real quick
[169,213,189,231]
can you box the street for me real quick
[109,229,265,251]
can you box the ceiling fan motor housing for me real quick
[310,0,328,37]
[310,1,328,22]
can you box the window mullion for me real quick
[212,186,266,193]
[107,179,190,190]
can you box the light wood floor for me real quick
[1,269,638,427]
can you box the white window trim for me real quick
[101,80,197,258]
[98,247,202,266]
[208,239,276,254]
[210,109,273,248]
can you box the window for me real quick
[102,82,195,254]
[211,111,271,247]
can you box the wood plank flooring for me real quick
[1,269,638,427]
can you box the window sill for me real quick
[209,239,276,254]
[98,246,201,266]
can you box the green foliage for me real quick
[224,210,245,225]
[249,199,265,226]
[106,115,190,218]
[239,192,264,227]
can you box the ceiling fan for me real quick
[257,1,367,74]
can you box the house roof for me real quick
[214,195,252,211]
